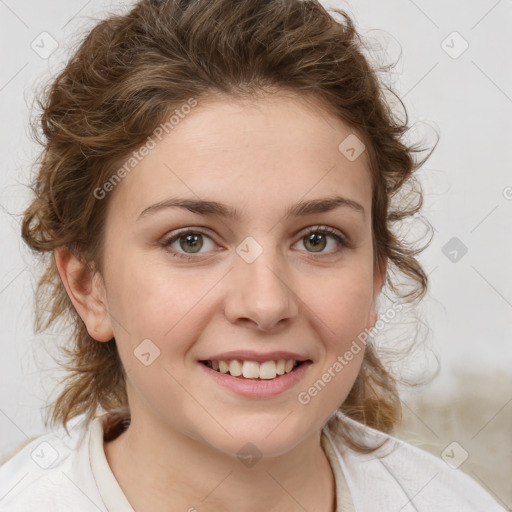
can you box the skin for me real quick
[55,89,387,512]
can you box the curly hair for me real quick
[20,0,436,452]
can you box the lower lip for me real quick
[197,361,313,398]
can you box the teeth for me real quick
[242,361,260,379]
[219,360,229,374]
[259,361,277,380]
[229,360,243,376]
[206,359,300,379]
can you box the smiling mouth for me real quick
[199,359,308,380]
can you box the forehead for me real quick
[106,91,373,224]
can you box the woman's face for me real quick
[95,91,385,457]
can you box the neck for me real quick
[103,415,336,512]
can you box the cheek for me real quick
[308,267,374,343]
[299,267,372,399]
[106,247,213,340]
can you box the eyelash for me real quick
[160,225,351,261]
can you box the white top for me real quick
[0,410,506,511]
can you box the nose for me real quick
[223,245,299,332]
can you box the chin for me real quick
[197,416,315,461]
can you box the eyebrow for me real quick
[137,195,365,221]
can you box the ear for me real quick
[367,254,388,330]
[54,246,114,342]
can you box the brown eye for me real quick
[303,232,328,253]
[297,226,349,255]
[177,232,203,253]
[161,230,216,260]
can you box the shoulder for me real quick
[324,412,508,512]
[0,415,106,512]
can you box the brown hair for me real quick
[21,0,436,452]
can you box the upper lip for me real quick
[199,350,311,363]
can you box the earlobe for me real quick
[54,247,114,342]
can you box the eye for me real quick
[294,226,350,256]
[160,225,351,262]
[160,229,216,261]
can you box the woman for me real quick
[0,0,505,510]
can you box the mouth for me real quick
[199,359,310,380]
[197,357,313,398]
